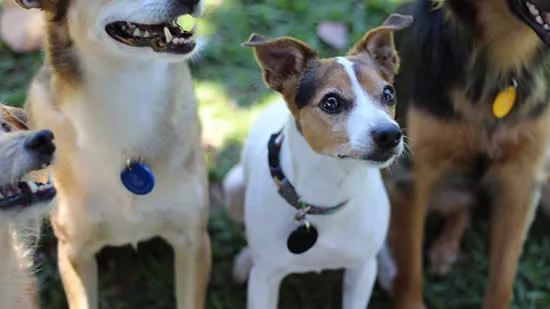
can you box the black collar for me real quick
[267,130,348,215]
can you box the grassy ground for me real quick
[1,0,549,308]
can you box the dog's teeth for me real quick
[143,31,151,38]
[537,15,544,24]
[47,172,53,184]
[0,193,3,199]
[164,27,173,43]
[529,4,540,15]
[26,181,38,193]
[134,28,142,37]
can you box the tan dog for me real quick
[0,103,56,309]
[16,0,211,308]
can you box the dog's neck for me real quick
[76,47,176,95]
[57,43,192,151]
[278,117,372,207]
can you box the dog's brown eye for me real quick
[319,95,343,114]
[1,123,10,132]
[383,85,396,105]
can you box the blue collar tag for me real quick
[120,161,155,195]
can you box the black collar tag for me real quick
[287,220,318,254]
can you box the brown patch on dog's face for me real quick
[296,61,352,156]
[244,14,413,165]
[295,57,395,157]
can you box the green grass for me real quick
[1,0,549,308]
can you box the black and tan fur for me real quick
[382,0,550,308]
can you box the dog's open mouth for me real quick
[105,18,197,54]
[510,0,550,45]
[0,174,56,210]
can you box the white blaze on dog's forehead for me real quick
[336,57,367,102]
[335,57,396,146]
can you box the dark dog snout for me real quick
[174,0,201,14]
[25,130,56,157]
[371,124,402,150]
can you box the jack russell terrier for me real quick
[0,103,56,309]
[223,13,413,309]
[15,0,211,308]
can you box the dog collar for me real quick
[120,159,155,195]
[492,79,517,119]
[268,131,348,215]
[268,130,348,255]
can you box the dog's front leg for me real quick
[57,240,98,309]
[165,230,211,309]
[390,162,440,309]
[247,262,284,309]
[482,162,542,309]
[342,258,377,309]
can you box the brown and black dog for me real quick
[381,0,550,308]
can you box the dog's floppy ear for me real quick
[243,33,317,92]
[13,0,42,9]
[349,14,413,79]
[1,104,28,124]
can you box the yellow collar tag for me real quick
[492,83,517,119]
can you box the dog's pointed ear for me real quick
[13,0,43,10]
[243,33,317,92]
[349,14,413,78]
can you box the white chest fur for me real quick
[50,53,205,245]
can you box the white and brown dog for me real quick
[15,0,210,308]
[0,103,56,309]
[223,14,413,309]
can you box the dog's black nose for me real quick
[25,130,56,155]
[175,0,201,14]
[371,124,402,150]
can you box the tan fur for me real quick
[385,1,550,307]
[18,0,211,307]
[389,99,550,309]
[0,0,45,52]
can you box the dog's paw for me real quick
[233,247,253,283]
[428,239,460,276]
[377,243,396,294]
